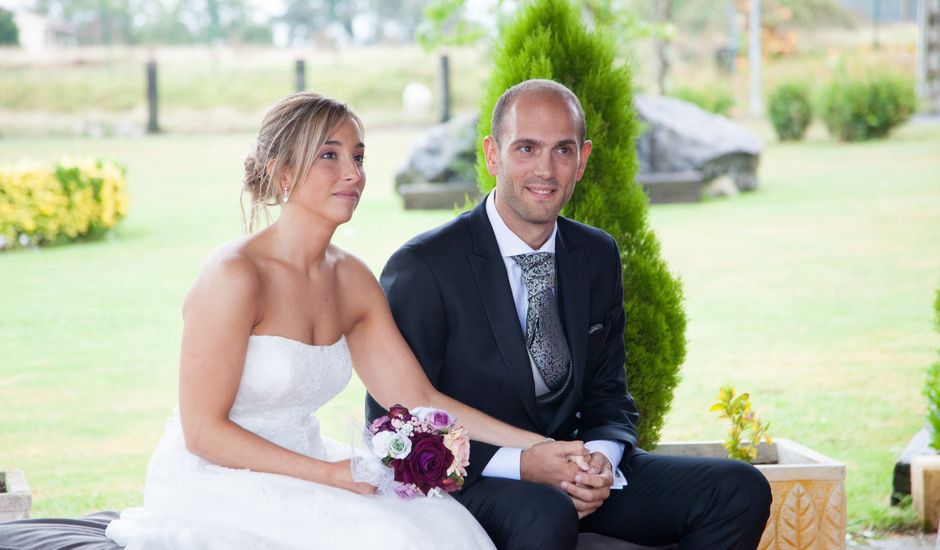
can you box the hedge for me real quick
[0,159,129,250]
[818,73,916,142]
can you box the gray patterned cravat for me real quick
[512,252,571,392]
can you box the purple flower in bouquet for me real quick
[393,483,421,500]
[410,407,454,432]
[426,410,453,431]
[393,432,455,496]
[387,404,414,422]
[370,415,394,434]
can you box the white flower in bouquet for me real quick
[371,431,413,460]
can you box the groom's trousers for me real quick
[452,448,772,550]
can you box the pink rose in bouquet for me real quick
[368,404,470,499]
[443,428,470,478]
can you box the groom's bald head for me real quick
[489,79,587,147]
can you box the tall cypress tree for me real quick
[476,0,686,447]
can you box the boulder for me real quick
[634,95,762,192]
[893,426,937,505]
[394,113,481,210]
[394,112,479,189]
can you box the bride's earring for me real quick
[282,187,290,204]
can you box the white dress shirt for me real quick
[480,192,626,487]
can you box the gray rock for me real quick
[634,95,762,192]
[394,112,479,188]
[892,426,937,505]
[702,175,739,198]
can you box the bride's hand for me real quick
[327,460,377,495]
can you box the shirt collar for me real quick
[485,191,557,258]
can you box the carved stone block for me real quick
[911,455,940,530]
[654,439,846,550]
[0,470,32,522]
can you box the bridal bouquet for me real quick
[358,404,470,499]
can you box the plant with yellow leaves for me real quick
[710,384,772,462]
[0,158,129,250]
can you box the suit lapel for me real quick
[467,200,541,427]
[546,222,588,435]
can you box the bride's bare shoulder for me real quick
[329,244,377,285]
[184,237,263,313]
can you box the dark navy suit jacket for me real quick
[366,197,639,488]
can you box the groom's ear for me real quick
[482,135,499,177]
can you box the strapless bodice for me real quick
[151,334,352,468]
[228,335,352,455]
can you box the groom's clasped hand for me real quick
[522,440,614,519]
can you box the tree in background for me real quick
[31,0,277,45]
[417,0,487,51]
[0,8,19,45]
[363,0,427,43]
[654,0,673,95]
[476,0,686,448]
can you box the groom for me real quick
[367,80,771,550]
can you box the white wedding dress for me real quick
[106,335,496,549]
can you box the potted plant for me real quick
[0,470,32,522]
[654,386,846,550]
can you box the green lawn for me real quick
[1,121,938,532]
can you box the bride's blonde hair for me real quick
[241,91,363,232]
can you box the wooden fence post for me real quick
[439,54,451,123]
[146,60,159,134]
[295,59,306,92]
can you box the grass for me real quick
[1,120,938,531]
[650,120,940,530]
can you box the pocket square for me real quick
[588,323,604,334]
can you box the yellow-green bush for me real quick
[0,159,129,250]
[818,74,916,142]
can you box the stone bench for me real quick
[0,512,676,549]
[635,171,705,204]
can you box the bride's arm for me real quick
[342,257,546,451]
[177,250,372,494]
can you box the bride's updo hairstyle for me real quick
[242,91,363,232]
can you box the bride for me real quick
[105,92,587,549]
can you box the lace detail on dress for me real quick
[229,335,351,458]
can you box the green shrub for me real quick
[476,0,686,448]
[671,84,735,116]
[767,82,813,141]
[0,159,129,250]
[928,286,940,450]
[818,74,916,142]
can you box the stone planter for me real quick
[911,455,940,530]
[0,470,32,522]
[654,439,846,550]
